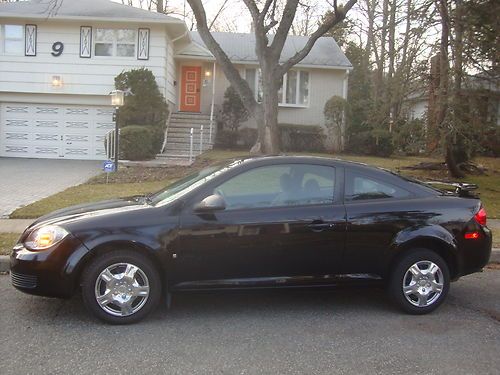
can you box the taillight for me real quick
[474,207,487,226]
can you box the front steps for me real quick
[158,112,214,162]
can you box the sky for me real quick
[112,0,340,34]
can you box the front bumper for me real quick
[10,234,90,298]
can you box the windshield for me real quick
[149,159,245,206]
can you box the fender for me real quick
[383,224,459,276]
[64,229,177,293]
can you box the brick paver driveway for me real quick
[0,158,101,218]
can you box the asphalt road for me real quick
[1,270,499,375]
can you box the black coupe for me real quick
[10,156,492,323]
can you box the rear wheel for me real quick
[389,249,450,314]
[81,250,161,324]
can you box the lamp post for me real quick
[109,90,125,171]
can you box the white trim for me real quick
[244,67,310,108]
[0,13,186,25]
[232,60,352,71]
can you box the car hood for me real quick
[27,198,145,231]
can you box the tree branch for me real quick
[186,0,258,114]
[270,0,300,55]
[279,0,357,74]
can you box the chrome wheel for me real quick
[402,261,444,307]
[94,263,150,317]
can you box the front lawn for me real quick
[0,233,20,256]
[9,150,500,219]
[10,180,171,219]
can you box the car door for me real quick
[173,162,346,287]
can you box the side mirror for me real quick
[194,194,226,213]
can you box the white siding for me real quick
[210,65,348,128]
[0,20,170,100]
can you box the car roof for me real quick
[225,155,439,196]
[228,155,387,173]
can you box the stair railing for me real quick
[160,110,173,154]
[189,127,194,163]
[199,125,204,155]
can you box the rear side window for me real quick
[345,171,412,201]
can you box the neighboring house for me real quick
[405,73,499,126]
[0,0,352,161]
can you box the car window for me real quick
[214,164,335,210]
[345,172,411,201]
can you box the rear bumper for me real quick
[10,235,90,298]
[456,226,492,278]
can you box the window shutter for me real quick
[137,28,150,60]
[25,24,37,56]
[80,26,92,58]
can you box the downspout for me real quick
[341,69,350,151]
[209,61,216,145]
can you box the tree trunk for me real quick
[436,0,464,178]
[156,0,164,13]
[252,68,280,155]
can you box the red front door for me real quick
[180,66,201,112]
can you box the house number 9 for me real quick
[51,42,64,57]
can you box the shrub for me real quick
[214,129,239,149]
[238,127,258,148]
[119,125,155,161]
[324,96,348,152]
[278,124,325,152]
[220,86,249,132]
[481,126,500,156]
[393,118,427,155]
[146,126,165,154]
[347,129,394,157]
[115,68,169,128]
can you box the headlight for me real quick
[24,225,69,250]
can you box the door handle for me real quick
[308,220,335,232]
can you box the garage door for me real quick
[0,103,115,160]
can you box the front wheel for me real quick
[81,250,161,324]
[389,249,450,314]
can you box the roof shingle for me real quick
[191,31,351,68]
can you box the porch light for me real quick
[109,90,125,107]
[51,75,63,88]
[205,70,212,77]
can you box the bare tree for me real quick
[187,0,357,154]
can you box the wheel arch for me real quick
[74,240,167,291]
[386,236,459,280]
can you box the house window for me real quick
[1,25,23,55]
[244,68,309,107]
[94,28,135,57]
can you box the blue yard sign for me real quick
[103,160,115,173]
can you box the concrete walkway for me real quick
[0,219,34,233]
[0,158,101,218]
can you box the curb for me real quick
[1,251,499,275]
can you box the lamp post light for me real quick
[109,90,125,171]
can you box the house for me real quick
[0,0,352,161]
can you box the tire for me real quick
[389,248,450,315]
[81,250,161,324]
